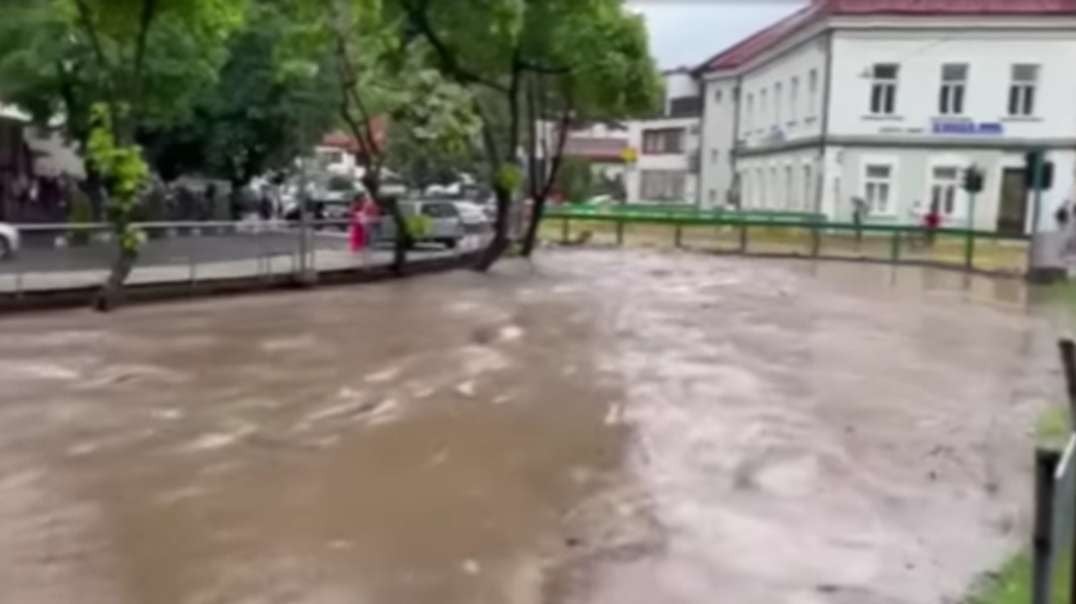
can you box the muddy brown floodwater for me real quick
[0,249,1067,603]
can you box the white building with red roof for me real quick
[696,0,1076,233]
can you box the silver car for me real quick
[379,200,464,249]
[0,223,19,259]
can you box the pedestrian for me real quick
[924,198,941,247]
[348,195,367,254]
[851,196,868,243]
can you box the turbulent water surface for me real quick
[0,249,1064,603]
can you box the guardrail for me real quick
[540,210,1030,276]
[0,219,488,303]
[1032,340,1076,604]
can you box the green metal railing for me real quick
[541,208,1030,275]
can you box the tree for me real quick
[141,0,340,202]
[284,0,480,274]
[397,0,661,267]
[1,0,246,309]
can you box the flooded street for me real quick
[0,249,1065,603]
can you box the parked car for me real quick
[453,201,491,233]
[0,223,19,259]
[379,199,464,249]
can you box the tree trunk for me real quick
[363,174,410,275]
[475,184,511,272]
[93,246,138,312]
[520,193,546,257]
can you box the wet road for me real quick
[0,248,1064,603]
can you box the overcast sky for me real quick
[627,0,808,69]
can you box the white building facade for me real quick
[560,69,702,204]
[696,0,1076,234]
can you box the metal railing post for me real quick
[674,223,683,248]
[964,230,975,271]
[810,224,821,258]
[188,254,197,288]
[616,219,624,246]
[738,223,748,253]
[890,230,900,263]
[561,217,569,244]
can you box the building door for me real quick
[997,168,1028,235]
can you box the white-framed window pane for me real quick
[866,165,891,179]
[864,164,894,214]
[808,69,818,115]
[1013,64,1039,82]
[790,77,799,120]
[942,64,968,81]
[803,166,812,209]
[775,83,783,125]
[870,64,899,115]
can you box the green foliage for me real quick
[86,105,149,255]
[495,163,523,195]
[143,0,339,184]
[965,550,1070,604]
[0,0,246,146]
[405,214,432,238]
[556,158,593,203]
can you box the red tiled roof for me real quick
[319,116,388,154]
[697,0,1076,73]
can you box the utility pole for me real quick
[1026,149,1050,280]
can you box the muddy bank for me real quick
[0,248,1063,603]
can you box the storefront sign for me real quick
[931,118,1004,136]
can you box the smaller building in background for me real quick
[560,68,702,205]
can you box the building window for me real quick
[790,77,799,121]
[642,128,684,154]
[939,63,967,115]
[745,93,755,132]
[743,172,752,207]
[708,189,718,204]
[930,166,961,217]
[785,166,794,209]
[864,163,894,214]
[808,69,818,116]
[870,64,899,115]
[640,170,686,201]
[770,167,779,208]
[669,96,702,118]
[1009,64,1039,116]
[714,88,723,103]
[774,82,783,128]
[803,165,813,210]
[760,89,768,132]
[758,168,766,208]
[710,149,719,164]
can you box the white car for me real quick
[453,201,490,228]
[0,223,19,259]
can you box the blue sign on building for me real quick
[931,119,1004,136]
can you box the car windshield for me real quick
[421,202,458,218]
[326,177,354,192]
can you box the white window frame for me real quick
[939,63,968,116]
[770,166,779,209]
[861,157,898,216]
[760,89,768,132]
[803,164,813,210]
[745,93,754,132]
[807,69,818,117]
[924,155,969,219]
[711,149,719,165]
[785,165,795,209]
[758,168,766,208]
[869,63,899,115]
[774,82,783,128]
[789,77,799,122]
[1008,63,1039,117]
